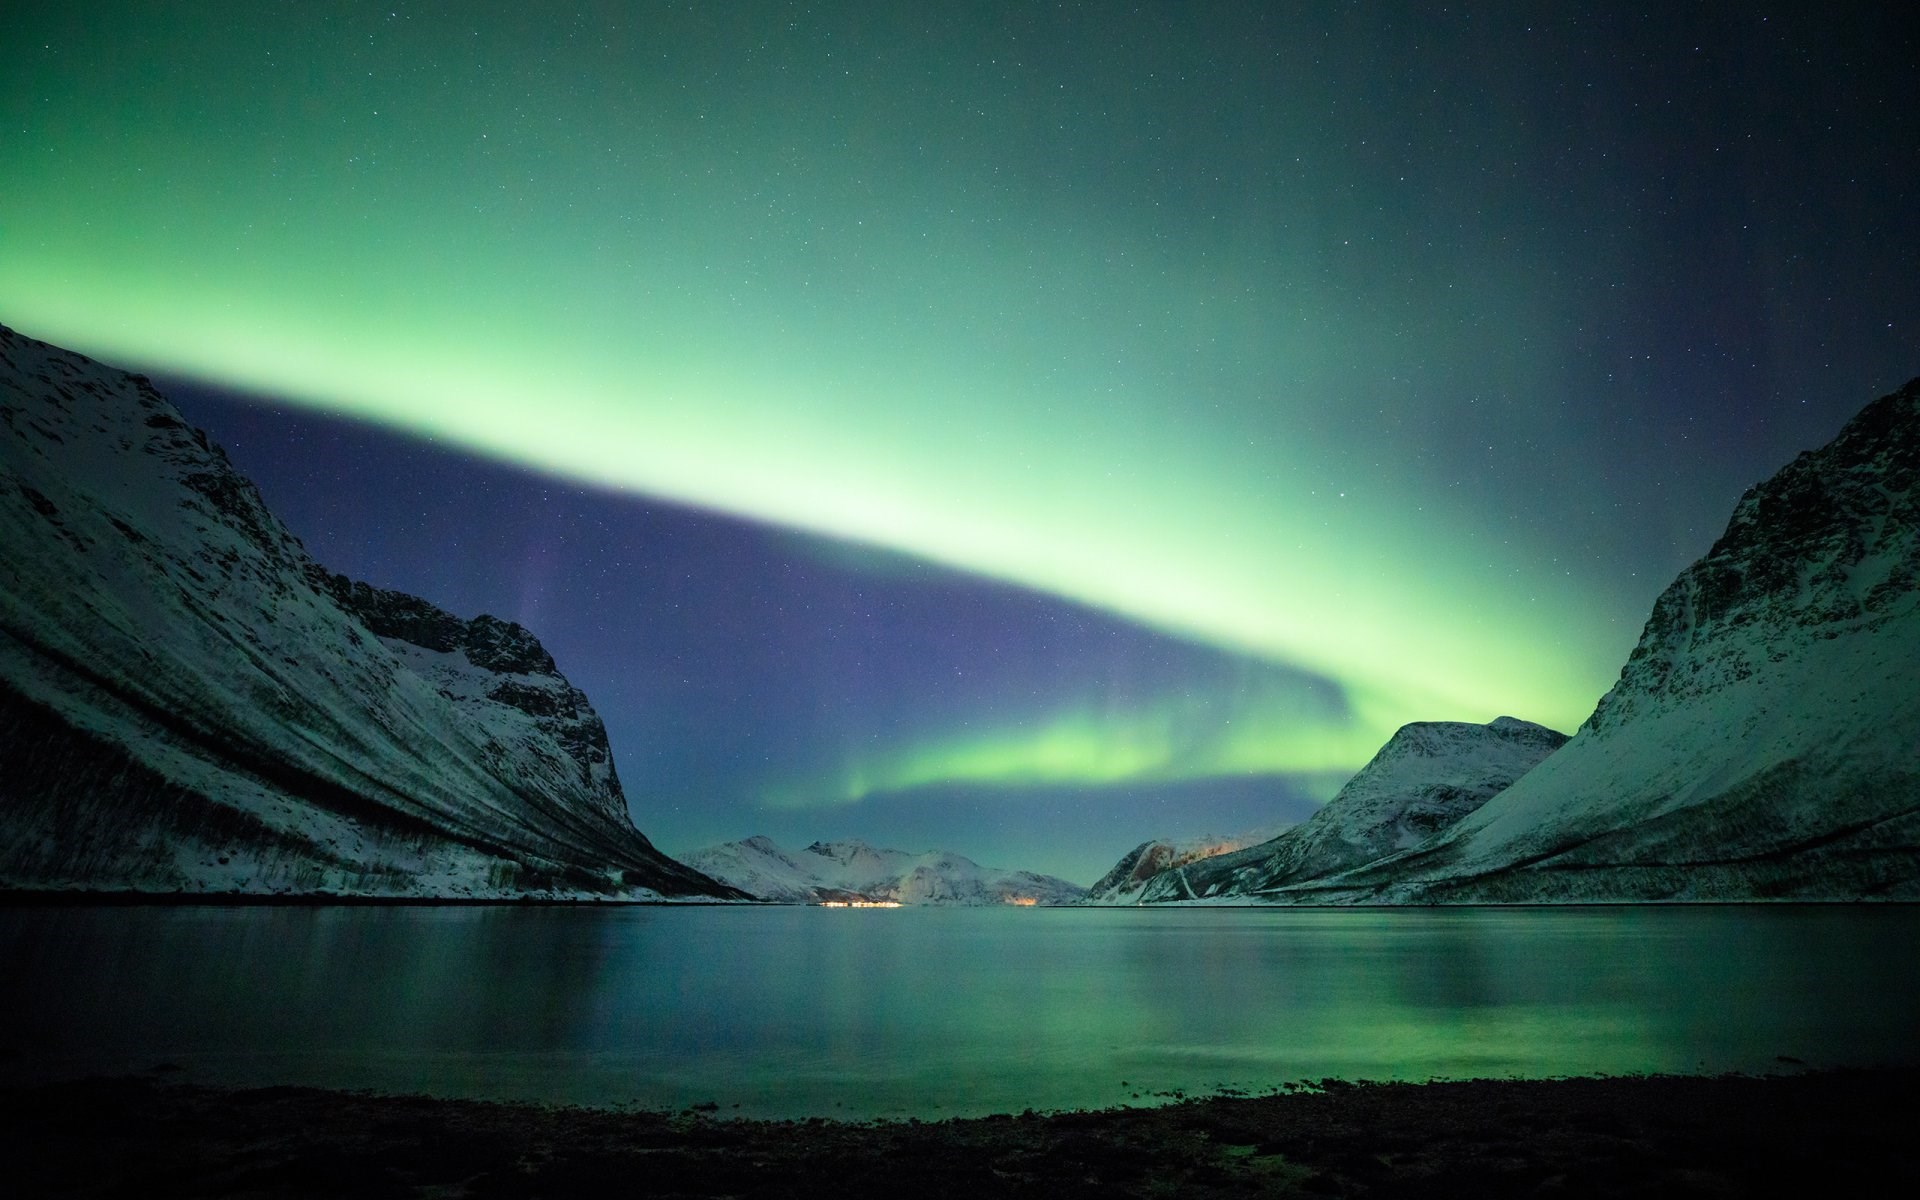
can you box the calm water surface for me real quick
[4,905,1916,1118]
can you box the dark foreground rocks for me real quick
[5,1068,1916,1198]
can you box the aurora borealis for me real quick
[3,3,1916,881]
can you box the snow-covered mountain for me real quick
[0,323,741,899]
[1081,824,1296,905]
[1126,718,1566,903]
[681,835,1088,905]
[1330,378,1920,902]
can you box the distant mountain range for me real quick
[682,836,1087,905]
[1105,377,1920,903]
[0,323,741,900]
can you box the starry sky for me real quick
[3,3,1916,883]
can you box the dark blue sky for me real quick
[170,380,1329,881]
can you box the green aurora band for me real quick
[764,683,1390,810]
[1,3,1658,799]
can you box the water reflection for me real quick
[2,905,1916,1118]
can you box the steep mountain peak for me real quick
[1591,377,1919,736]
[0,322,738,899]
[1341,378,1920,901]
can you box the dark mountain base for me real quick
[1400,851,1920,904]
[0,677,742,900]
[1324,761,1920,904]
[0,678,448,894]
[8,1069,1915,1198]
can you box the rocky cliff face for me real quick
[1590,385,1918,736]
[0,323,740,899]
[681,835,1088,905]
[1337,378,1920,901]
[1127,718,1565,902]
[314,572,630,828]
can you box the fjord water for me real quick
[4,905,1916,1119]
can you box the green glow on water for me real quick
[7,906,1915,1119]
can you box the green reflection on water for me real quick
[3,905,1915,1118]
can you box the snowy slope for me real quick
[0,323,741,899]
[681,836,1088,905]
[1329,378,1920,902]
[1129,718,1566,902]
[1080,823,1296,905]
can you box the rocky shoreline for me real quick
[6,1068,1914,1197]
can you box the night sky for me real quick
[3,3,1915,882]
